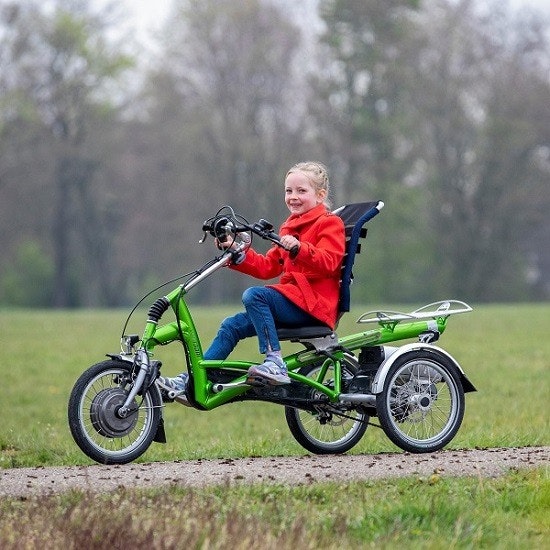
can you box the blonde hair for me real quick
[285,161,331,208]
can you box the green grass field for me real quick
[1,304,549,548]
[1,303,549,467]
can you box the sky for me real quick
[107,0,550,48]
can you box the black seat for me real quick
[277,201,384,342]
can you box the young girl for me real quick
[158,161,345,391]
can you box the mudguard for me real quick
[370,343,476,394]
[106,353,134,364]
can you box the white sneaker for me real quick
[156,373,188,395]
[248,359,290,385]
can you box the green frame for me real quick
[138,284,466,411]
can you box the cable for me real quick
[120,271,196,339]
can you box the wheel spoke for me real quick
[285,355,369,454]
[377,351,465,453]
[68,361,161,464]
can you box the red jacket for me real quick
[232,204,345,328]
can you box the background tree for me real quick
[0,0,548,307]
[0,0,133,306]
[139,0,314,302]
[409,0,550,301]
[312,0,432,303]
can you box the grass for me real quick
[0,469,548,548]
[1,303,549,467]
[1,303,549,548]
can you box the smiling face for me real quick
[284,171,327,215]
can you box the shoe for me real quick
[248,358,290,385]
[156,373,188,396]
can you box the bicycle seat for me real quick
[277,325,334,341]
[277,201,384,343]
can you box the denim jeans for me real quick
[203,286,322,360]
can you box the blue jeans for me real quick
[203,286,322,360]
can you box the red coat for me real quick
[232,204,345,329]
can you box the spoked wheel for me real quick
[376,349,465,453]
[68,359,162,464]
[285,355,369,454]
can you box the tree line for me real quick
[1,0,549,308]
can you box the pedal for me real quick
[161,393,175,403]
[166,389,181,400]
[159,388,191,406]
[247,375,292,387]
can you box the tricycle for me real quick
[68,202,475,464]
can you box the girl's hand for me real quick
[279,235,300,253]
[215,238,238,251]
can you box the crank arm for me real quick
[211,373,289,391]
[211,379,253,393]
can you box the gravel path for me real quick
[1,446,548,498]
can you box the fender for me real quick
[107,353,134,364]
[371,343,476,394]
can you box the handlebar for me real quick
[249,219,299,258]
[201,207,299,259]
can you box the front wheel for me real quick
[285,355,369,454]
[68,359,162,464]
[376,349,465,453]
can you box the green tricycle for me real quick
[68,202,475,464]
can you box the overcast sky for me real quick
[108,0,550,41]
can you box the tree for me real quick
[410,0,550,300]
[313,0,427,302]
[0,0,133,306]
[144,0,312,302]
[1,0,548,307]
[314,0,550,303]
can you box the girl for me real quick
[158,161,345,391]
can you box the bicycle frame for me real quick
[124,248,472,413]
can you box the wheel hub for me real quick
[392,381,437,422]
[90,388,138,438]
[410,392,433,412]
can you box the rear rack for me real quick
[357,300,472,325]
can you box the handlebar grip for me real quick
[288,244,299,259]
[269,232,299,259]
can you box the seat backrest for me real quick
[332,201,384,314]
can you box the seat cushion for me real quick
[277,325,334,340]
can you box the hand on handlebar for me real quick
[215,237,238,251]
[215,232,252,267]
[202,210,299,259]
[278,235,300,256]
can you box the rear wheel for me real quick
[285,355,369,454]
[68,359,162,464]
[376,350,465,453]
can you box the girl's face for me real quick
[284,171,326,215]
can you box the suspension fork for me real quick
[118,348,150,417]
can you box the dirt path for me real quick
[1,446,548,498]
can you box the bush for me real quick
[0,240,54,306]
